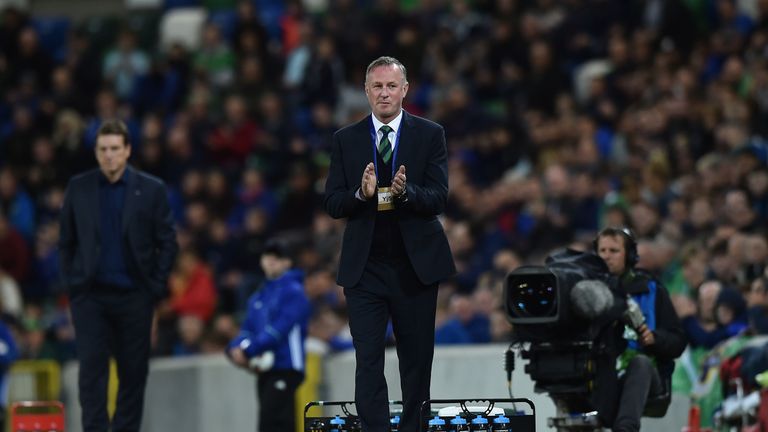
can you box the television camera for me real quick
[502,249,648,430]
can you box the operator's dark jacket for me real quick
[623,270,688,376]
[594,270,687,425]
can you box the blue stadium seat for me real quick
[208,9,237,43]
[255,0,284,40]
[32,16,71,63]
[164,0,200,10]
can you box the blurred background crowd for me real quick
[0,0,767,416]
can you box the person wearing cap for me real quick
[226,238,310,432]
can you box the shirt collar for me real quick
[99,167,129,185]
[371,110,404,136]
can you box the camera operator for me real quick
[594,227,687,432]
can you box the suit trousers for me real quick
[344,256,438,432]
[70,288,154,432]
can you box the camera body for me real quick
[504,249,628,424]
[503,249,621,343]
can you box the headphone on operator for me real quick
[593,227,639,268]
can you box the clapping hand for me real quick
[391,165,406,197]
[361,163,376,200]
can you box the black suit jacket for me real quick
[324,111,456,287]
[58,166,178,299]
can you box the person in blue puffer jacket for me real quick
[227,238,310,432]
[0,318,19,426]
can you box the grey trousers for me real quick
[612,354,663,432]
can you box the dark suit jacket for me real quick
[58,166,178,299]
[324,111,456,287]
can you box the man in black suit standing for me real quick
[324,56,456,432]
[59,119,178,432]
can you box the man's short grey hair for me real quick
[365,56,408,84]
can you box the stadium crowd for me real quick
[0,0,767,422]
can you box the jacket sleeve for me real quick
[57,180,76,287]
[0,323,18,370]
[149,183,179,299]
[323,131,368,219]
[241,283,310,358]
[398,125,448,216]
[227,294,257,353]
[646,284,687,360]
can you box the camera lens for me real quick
[508,274,557,318]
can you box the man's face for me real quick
[95,134,130,179]
[365,64,409,123]
[597,235,627,275]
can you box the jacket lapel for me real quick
[88,170,101,241]
[393,110,413,168]
[354,116,375,169]
[121,166,137,235]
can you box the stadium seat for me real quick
[208,8,237,43]
[32,16,70,63]
[163,0,200,10]
[255,1,284,40]
[125,0,163,8]
[8,360,62,402]
[572,59,611,105]
[81,14,122,55]
[203,0,237,10]
[127,11,162,52]
[159,7,207,52]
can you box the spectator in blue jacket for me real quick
[227,238,310,432]
[681,280,748,349]
[435,294,490,345]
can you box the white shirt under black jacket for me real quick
[355,110,404,201]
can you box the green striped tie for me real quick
[379,125,393,163]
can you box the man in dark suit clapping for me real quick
[324,56,456,432]
[59,119,178,432]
